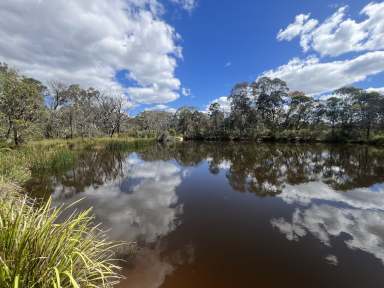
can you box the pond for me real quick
[26,142,384,288]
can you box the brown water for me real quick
[26,142,384,288]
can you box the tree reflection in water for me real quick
[25,142,384,287]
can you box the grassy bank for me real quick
[0,185,122,288]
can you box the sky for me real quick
[0,0,384,114]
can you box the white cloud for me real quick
[263,51,384,95]
[169,0,197,12]
[367,87,384,94]
[224,61,232,68]
[205,96,231,114]
[145,104,177,113]
[0,0,182,104]
[277,3,384,57]
[277,14,318,49]
[181,87,191,96]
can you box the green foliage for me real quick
[0,186,123,288]
[369,134,384,145]
[0,64,45,145]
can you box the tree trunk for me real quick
[13,126,19,146]
[5,124,11,139]
[69,113,73,139]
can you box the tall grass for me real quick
[0,185,123,288]
[0,146,75,184]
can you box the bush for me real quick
[369,134,384,145]
[0,186,123,288]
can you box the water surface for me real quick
[27,142,384,288]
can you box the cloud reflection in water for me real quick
[272,182,384,265]
[53,154,184,244]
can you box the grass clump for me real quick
[0,147,76,184]
[0,185,122,288]
[0,148,31,184]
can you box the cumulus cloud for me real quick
[277,3,384,57]
[367,87,384,94]
[145,104,177,113]
[262,51,384,95]
[205,96,231,114]
[169,0,197,12]
[277,14,318,51]
[0,0,182,104]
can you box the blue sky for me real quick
[0,0,383,114]
[129,0,384,114]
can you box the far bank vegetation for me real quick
[1,63,384,146]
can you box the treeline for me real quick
[0,64,128,145]
[171,78,384,143]
[1,63,384,145]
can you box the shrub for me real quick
[369,134,384,145]
[0,186,123,288]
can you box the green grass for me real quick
[0,185,124,288]
[0,146,76,184]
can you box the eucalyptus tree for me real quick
[174,106,197,137]
[311,100,326,127]
[335,86,383,139]
[228,82,252,134]
[325,97,343,136]
[137,110,173,136]
[208,102,225,135]
[190,110,209,139]
[48,81,69,110]
[355,91,382,139]
[96,93,126,137]
[285,91,314,130]
[0,64,45,145]
[252,77,289,131]
[45,81,69,138]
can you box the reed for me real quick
[0,147,75,184]
[0,186,123,288]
